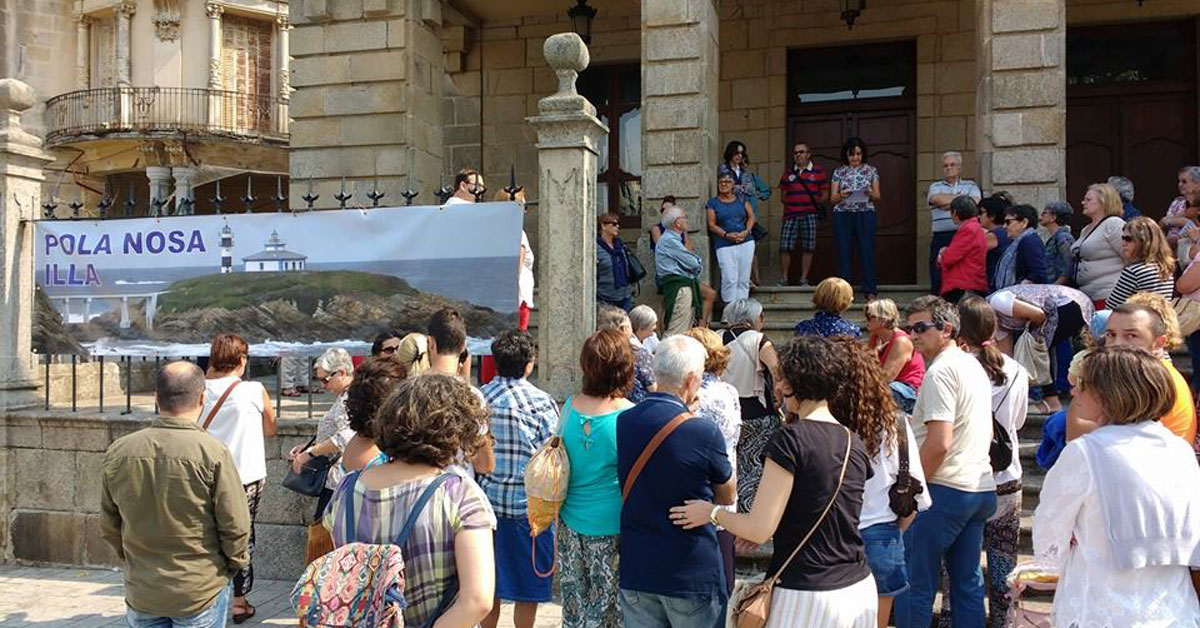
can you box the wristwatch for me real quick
[709,504,721,527]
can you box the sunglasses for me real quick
[901,321,944,334]
[1004,217,1022,225]
[380,346,399,355]
[602,220,619,226]
[312,373,333,384]
[1121,234,1134,242]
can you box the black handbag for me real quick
[887,413,924,518]
[990,381,1016,473]
[282,435,335,497]
[622,241,648,283]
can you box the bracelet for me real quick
[709,504,721,527]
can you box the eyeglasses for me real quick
[313,373,333,384]
[380,346,398,355]
[1004,218,1022,225]
[1121,234,1134,242]
[901,321,943,334]
[602,220,619,226]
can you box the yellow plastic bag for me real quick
[524,435,570,537]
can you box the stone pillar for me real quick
[146,166,172,214]
[527,34,608,401]
[640,0,720,273]
[976,0,1066,208]
[206,2,224,129]
[75,14,90,90]
[276,15,290,135]
[0,80,54,409]
[172,167,196,213]
[115,1,136,86]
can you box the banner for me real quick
[34,203,524,356]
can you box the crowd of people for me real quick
[94,164,1200,628]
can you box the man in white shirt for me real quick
[445,168,485,205]
[894,296,997,628]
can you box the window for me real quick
[579,64,642,226]
[221,14,273,131]
[787,43,915,105]
[1067,20,1196,87]
[90,16,117,88]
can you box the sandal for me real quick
[232,603,256,624]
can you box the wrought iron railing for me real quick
[44,86,288,145]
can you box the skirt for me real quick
[763,576,878,628]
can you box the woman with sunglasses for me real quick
[708,172,758,303]
[596,212,635,311]
[1106,216,1175,309]
[992,204,1049,291]
[1070,183,1126,309]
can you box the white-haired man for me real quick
[926,151,982,295]
[655,205,703,337]
[617,335,735,628]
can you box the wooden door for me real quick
[221,15,273,133]
[788,110,917,285]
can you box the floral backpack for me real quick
[291,473,454,628]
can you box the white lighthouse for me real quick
[220,224,234,274]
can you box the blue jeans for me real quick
[862,521,908,597]
[889,381,918,415]
[929,230,955,295]
[126,581,231,628]
[833,211,877,295]
[619,589,725,628]
[895,485,996,628]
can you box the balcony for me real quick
[44,87,289,148]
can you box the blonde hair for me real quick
[863,298,900,329]
[1078,346,1175,426]
[395,333,431,375]
[1123,216,1175,278]
[813,277,854,314]
[1123,292,1182,350]
[1087,183,1125,218]
[683,327,730,376]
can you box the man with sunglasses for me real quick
[894,296,996,628]
[446,168,486,205]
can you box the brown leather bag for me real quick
[731,426,852,628]
[621,412,692,504]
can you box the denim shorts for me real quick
[861,521,908,596]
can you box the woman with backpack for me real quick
[324,374,497,628]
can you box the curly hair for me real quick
[683,327,731,376]
[776,336,843,411]
[345,356,409,438]
[1123,216,1175,279]
[371,374,488,468]
[827,338,898,459]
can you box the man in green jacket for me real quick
[101,360,251,627]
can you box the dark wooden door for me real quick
[788,109,917,285]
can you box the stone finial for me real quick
[0,78,43,150]
[538,33,595,117]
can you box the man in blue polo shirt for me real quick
[617,335,736,628]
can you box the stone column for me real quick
[276,15,290,135]
[146,166,173,215]
[206,2,224,129]
[115,1,136,86]
[527,34,608,401]
[0,80,54,410]
[75,14,90,90]
[976,0,1066,208]
[172,166,196,214]
[640,0,720,275]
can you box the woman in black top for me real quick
[671,336,877,627]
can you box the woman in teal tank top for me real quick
[558,329,636,628]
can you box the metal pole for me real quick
[275,357,282,420]
[71,354,77,412]
[123,356,133,415]
[98,356,104,413]
[307,357,314,420]
[153,356,160,414]
[43,354,50,411]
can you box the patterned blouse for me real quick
[1044,228,1076,282]
[629,341,656,403]
[831,164,879,213]
[696,373,742,510]
[326,472,497,628]
[794,311,862,339]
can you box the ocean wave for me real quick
[82,336,494,357]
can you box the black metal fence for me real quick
[44,87,288,146]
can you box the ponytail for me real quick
[956,295,1008,386]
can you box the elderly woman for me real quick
[289,347,355,521]
[1033,346,1200,627]
[683,327,742,594]
[1161,166,1200,248]
[865,298,925,414]
[707,172,757,303]
[1107,175,1141,220]
[671,336,878,627]
[1040,201,1076,285]
[831,137,882,299]
[201,333,275,623]
[1071,183,1126,308]
[598,305,655,403]
[596,212,634,311]
[326,375,497,628]
[993,204,1049,290]
[720,298,781,512]
[936,195,987,303]
[629,304,660,355]
[559,328,636,628]
[795,277,861,339]
[1106,216,1175,309]
[979,195,1013,291]
[719,140,771,284]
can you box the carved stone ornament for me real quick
[115,0,137,17]
[537,33,595,117]
[208,59,221,88]
[206,2,225,19]
[153,0,181,40]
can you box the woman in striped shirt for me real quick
[1106,217,1176,309]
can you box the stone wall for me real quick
[0,411,318,582]
[717,0,978,281]
[1,0,75,138]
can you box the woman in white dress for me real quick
[1033,345,1200,627]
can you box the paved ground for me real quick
[0,565,562,627]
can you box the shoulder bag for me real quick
[790,167,829,222]
[990,378,1017,473]
[282,433,335,498]
[887,414,924,518]
[622,240,648,284]
[732,426,852,628]
[621,411,693,504]
[200,379,241,430]
[1069,215,1119,288]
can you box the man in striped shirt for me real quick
[778,143,829,286]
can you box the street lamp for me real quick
[840,0,865,29]
[568,0,597,44]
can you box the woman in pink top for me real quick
[864,298,925,414]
